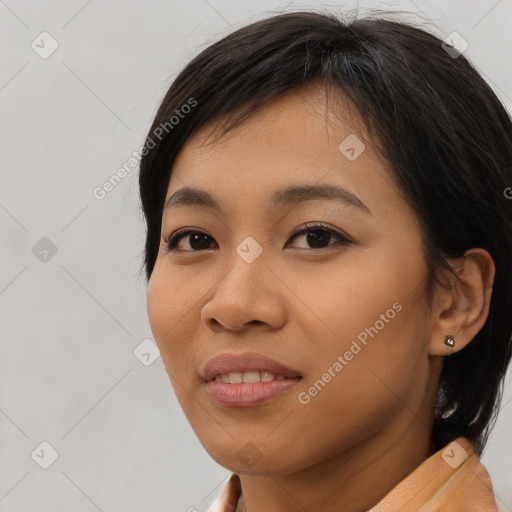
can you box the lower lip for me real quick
[204,378,302,407]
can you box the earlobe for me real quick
[428,248,495,357]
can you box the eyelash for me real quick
[162,222,351,253]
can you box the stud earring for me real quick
[444,335,455,348]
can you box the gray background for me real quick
[1,0,511,510]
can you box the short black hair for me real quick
[138,8,512,455]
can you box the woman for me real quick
[138,9,512,511]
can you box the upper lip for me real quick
[201,352,302,382]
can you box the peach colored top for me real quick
[206,437,497,511]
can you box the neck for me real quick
[238,413,435,512]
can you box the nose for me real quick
[200,250,287,333]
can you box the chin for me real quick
[202,441,295,475]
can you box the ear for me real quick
[428,248,495,356]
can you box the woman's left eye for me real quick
[162,222,351,253]
[286,222,351,250]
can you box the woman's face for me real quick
[146,86,439,475]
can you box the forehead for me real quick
[165,86,401,217]
[174,85,370,165]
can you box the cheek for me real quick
[280,303,430,472]
[146,266,195,371]
[147,268,171,343]
[147,269,206,422]
[290,247,430,417]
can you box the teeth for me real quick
[261,372,276,382]
[241,371,260,383]
[213,371,291,383]
[228,372,242,383]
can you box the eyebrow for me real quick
[163,184,371,214]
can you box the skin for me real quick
[146,84,495,512]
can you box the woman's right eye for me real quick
[163,230,217,252]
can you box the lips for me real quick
[201,352,302,382]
